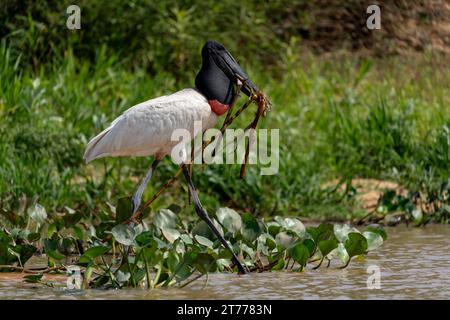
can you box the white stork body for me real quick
[83,88,217,163]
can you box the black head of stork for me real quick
[195,40,258,114]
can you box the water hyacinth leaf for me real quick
[288,242,310,267]
[79,246,109,263]
[267,222,281,236]
[241,213,261,242]
[411,209,423,225]
[193,253,217,273]
[257,234,275,255]
[43,239,58,252]
[241,243,255,258]
[275,231,295,249]
[257,240,269,256]
[317,223,334,240]
[27,232,40,242]
[334,224,359,242]
[28,203,47,225]
[115,197,132,224]
[46,250,65,261]
[271,259,285,270]
[283,218,306,237]
[162,228,181,244]
[167,251,180,272]
[274,216,286,228]
[154,209,178,230]
[362,231,384,251]
[217,258,232,270]
[216,207,242,233]
[306,226,319,243]
[329,243,349,265]
[111,224,136,246]
[23,274,43,283]
[192,219,223,240]
[195,235,214,249]
[135,230,154,247]
[13,244,37,264]
[174,262,193,282]
[344,232,368,258]
[302,238,316,256]
[365,224,387,241]
[318,238,339,256]
[116,270,130,283]
[180,234,193,245]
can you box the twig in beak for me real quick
[240,93,266,178]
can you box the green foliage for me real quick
[0,203,386,289]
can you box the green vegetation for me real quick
[1,39,449,224]
[1,203,386,288]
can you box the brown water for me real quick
[1,225,449,300]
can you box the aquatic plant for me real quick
[0,201,386,289]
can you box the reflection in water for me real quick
[1,225,449,299]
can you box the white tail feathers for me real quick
[83,127,111,163]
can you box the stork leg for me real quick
[181,164,247,274]
[131,158,161,215]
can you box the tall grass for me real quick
[1,37,449,222]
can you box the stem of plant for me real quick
[143,252,151,290]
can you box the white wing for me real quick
[84,88,217,163]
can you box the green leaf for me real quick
[334,224,359,242]
[241,213,261,242]
[288,242,310,267]
[362,231,384,251]
[193,253,217,273]
[79,246,109,263]
[192,219,223,240]
[47,223,57,238]
[411,209,423,225]
[135,231,154,247]
[23,274,43,283]
[161,228,180,244]
[283,218,306,237]
[194,235,214,249]
[116,197,132,224]
[111,224,136,246]
[14,244,37,264]
[328,243,349,265]
[271,259,285,270]
[302,238,315,256]
[46,250,65,261]
[344,232,368,258]
[241,243,255,257]
[116,270,130,283]
[216,207,242,233]
[267,222,281,236]
[154,209,178,230]
[180,234,193,245]
[365,224,387,241]
[275,232,295,249]
[72,225,84,240]
[318,238,339,256]
[27,232,40,242]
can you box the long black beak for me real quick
[209,42,258,97]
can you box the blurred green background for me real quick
[1,0,449,224]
